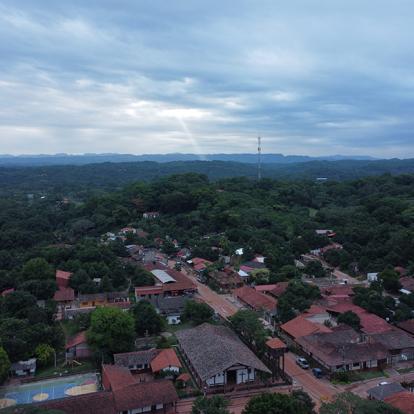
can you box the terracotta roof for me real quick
[150,348,182,373]
[177,373,191,382]
[66,331,88,349]
[326,302,366,315]
[191,257,212,266]
[40,391,115,414]
[102,364,136,391]
[266,338,287,350]
[194,262,207,271]
[321,285,354,297]
[400,277,414,292]
[359,313,393,335]
[234,286,277,312]
[239,265,254,273]
[397,319,414,335]
[269,282,289,297]
[254,284,278,292]
[280,315,332,339]
[113,380,178,412]
[54,286,75,302]
[384,391,414,414]
[1,288,14,297]
[56,269,72,281]
[176,323,271,382]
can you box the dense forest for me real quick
[1,158,414,196]
[0,171,414,369]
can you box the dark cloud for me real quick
[0,0,413,157]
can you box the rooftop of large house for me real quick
[135,264,196,295]
[280,315,332,340]
[234,286,277,312]
[296,327,389,369]
[384,391,414,414]
[397,319,414,336]
[370,329,414,351]
[176,323,271,382]
[399,276,414,292]
[102,364,139,391]
[150,348,182,373]
[53,286,75,302]
[268,281,290,298]
[114,349,160,367]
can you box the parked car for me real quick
[378,381,389,386]
[296,357,310,369]
[312,368,323,378]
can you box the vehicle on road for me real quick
[378,381,389,386]
[296,357,310,369]
[312,368,323,378]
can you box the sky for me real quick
[0,1,413,158]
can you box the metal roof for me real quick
[151,269,176,284]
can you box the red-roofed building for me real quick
[384,391,414,414]
[150,348,182,374]
[400,277,414,292]
[268,282,290,298]
[266,338,287,350]
[254,284,278,294]
[65,331,91,360]
[234,286,277,322]
[56,269,73,288]
[1,288,14,297]
[280,315,332,342]
[102,364,137,391]
[54,286,75,303]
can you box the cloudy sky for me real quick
[0,1,413,157]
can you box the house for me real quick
[268,282,290,298]
[114,349,159,372]
[56,269,73,288]
[150,349,182,374]
[152,295,189,325]
[54,286,75,319]
[65,331,92,360]
[1,287,14,297]
[135,265,197,300]
[143,212,160,219]
[78,293,108,308]
[10,358,36,377]
[176,323,271,388]
[384,391,414,414]
[280,315,332,343]
[209,269,244,292]
[367,272,379,282]
[296,327,389,373]
[234,286,277,323]
[189,257,213,273]
[315,229,335,237]
[400,277,414,293]
[176,248,191,260]
[370,329,414,363]
[367,382,406,401]
[254,284,278,294]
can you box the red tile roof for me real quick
[234,286,277,312]
[266,338,287,350]
[384,391,414,414]
[1,288,14,297]
[269,282,289,297]
[66,331,88,349]
[194,262,207,271]
[400,277,414,292]
[56,269,73,288]
[54,286,75,302]
[40,391,115,414]
[254,284,278,292]
[281,315,332,340]
[112,380,178,412]
[150,348,182,373]
[191,257,212,266]
[102,364,136,391]
[177,372,191,382]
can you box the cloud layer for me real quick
[0,0,413,157]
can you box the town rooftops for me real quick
[384,391,414,414]
[399,277,414,292]
[254,284,278,293]
[114,349,160,367]
[280,315,332,340]
[176,323,271,382]
[234,286,277,312]
[269,282,290,298]
[266,338,287,350]
[150,348,182,373]
[66,331,88,350]
[367,382,406,401]
[370,329,414,351]
[56,269,72,281]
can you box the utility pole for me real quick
[257,136,262,181]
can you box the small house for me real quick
[10,358,37,377]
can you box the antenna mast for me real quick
[257,136,262,181]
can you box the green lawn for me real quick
[331,370,388,384]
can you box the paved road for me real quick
[284,352,338,406]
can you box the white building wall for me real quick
[236,368,255,384]
[206,371,226,386]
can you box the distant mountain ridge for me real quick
[0,152,378,166]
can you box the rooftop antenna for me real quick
[257,136,262,181]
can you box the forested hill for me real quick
[1,158,414,195]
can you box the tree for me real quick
[229,310,267,355]
[0,346,10,384]
[191,395,230,414]
[242,392,315,414]
[320,392,403,414]
[22,257,54,280]
[35,344,55,367]
[1,290,37,319]
[131,300,164,336]
[88,307,135,356]
[304,261,326,278]
[337,311,361,331]
[183,300,214,325]
[379,269,401,293]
